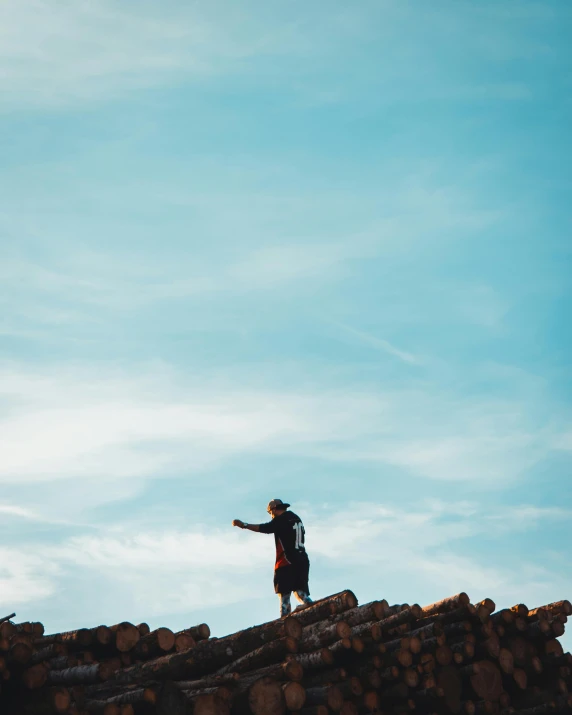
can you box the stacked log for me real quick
[0,592,570,715]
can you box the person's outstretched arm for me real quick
[232,519,261,532]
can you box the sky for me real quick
[1,0,571,650]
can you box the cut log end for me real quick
[248,676,286,715]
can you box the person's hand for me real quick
[232,519,245,528]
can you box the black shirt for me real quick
[259,511,307,570]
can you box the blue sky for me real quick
[1,0,571,648]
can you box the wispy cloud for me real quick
[0,504,37,519]
[0,362,567,506]
[331,322,421,365]
[2,500,569,627]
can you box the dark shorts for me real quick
[274,553,310,595]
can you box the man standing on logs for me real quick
[233,499,313,617]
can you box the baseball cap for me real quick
[267,498,291,513]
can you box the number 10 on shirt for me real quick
[293,522,305,549]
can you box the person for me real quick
[232,499,313,617]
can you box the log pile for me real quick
[1,591,571,715]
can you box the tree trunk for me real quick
[174,632,196,652]
[287,648,334,670]
[29,644,68,665]
[3,687,71,715]
[415,605,478,630]
[408,621,445,640]
[9,640,33,665]
[328,601,389,628]
[188,693,230,715]
[288,591,358,628]
[474,599,496,615]
[137,624,150,637]
[48,663,117,686]
[303,667,347,688]
[215,637,298,675]
[22,663,49,690]
[498,647,515,674]
[437,665,462,714]
[42,630,93,650]
[133,629,175,660]
[234,660,303,685]
[300,621,351,652]
[237,676,285,715]
[282,681,306,711]
[109,624,140,653]
[304,684,344,712]
[175,674,239,691]
[374,605,422,635]
[421,593,470,618]
[469,661,503,701]
[103,687,157,705]
[184,624,211,642]
[292,707,328,715]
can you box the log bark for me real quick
[234,660,303,685]
[109,624,140,653]
[9,639,33,665]
[300,621,351,652]
[294,707,329,715]
[84,700,121,715]
[243,676,285,715]
[375,605,422,635]
[183,624,211,642]
[45,629,93,650]
[288,591,358,628]
[174,632,196,653]
[214,637,298,676]
[174,673,239,691]
[3,687,71,715]
[133,628,175,660]
[475,599,496,615]
[48,663,117,686]
[538,600,571,617]
[304,684,344,712]
[408,622,445,640]
[103,687,157,705]
[216,615,301,657]
[137,624,150,637]
[415,605,478,631]
[115,627,291,684]
[287,648,334,670]
[188,693,230,715]
[469,661,503,701]
[329,601,389,627]
[421,593,470,618]
[303,666,347,688]
[510,604,529,618]
[437,665,463,714]
[29,644,68,665]
[498,648,515,674]
[20,663,49,690]
[282,681,306,711]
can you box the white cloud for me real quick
[0,504,37,519]
[331,322,421,365]
[0,362,567,500]
[0,0,377,109]
[0,0,225,107]
[4,500,569,624]
[0,548,59,607]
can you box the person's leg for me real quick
[279,592,292,617]
[294,590,313,605]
